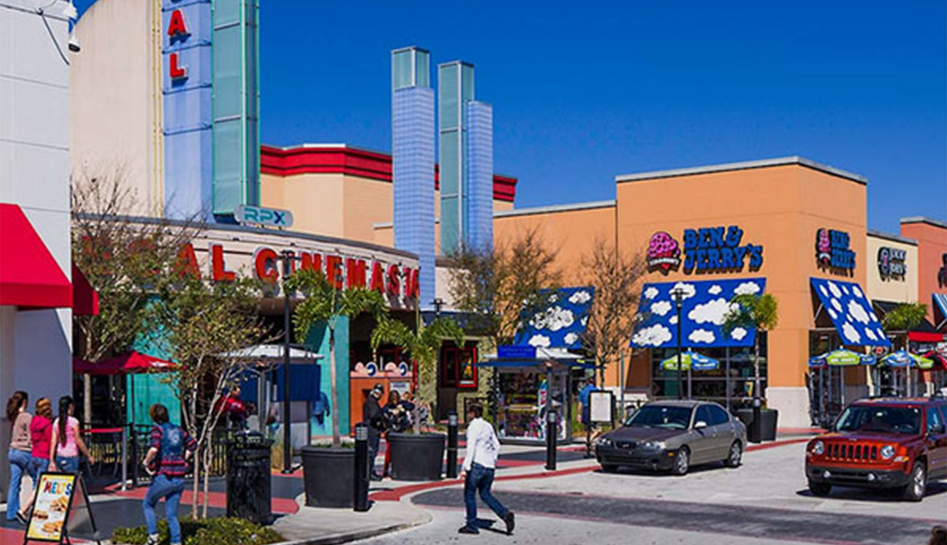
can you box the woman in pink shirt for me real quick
[49,396,94,474]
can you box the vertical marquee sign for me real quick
[163,0,214,220]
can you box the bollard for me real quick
[751,397,762,444]
[446,411,459,478]
[545,410,557,471]
[353,423,370,512]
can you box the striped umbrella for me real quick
[661,351,719,371]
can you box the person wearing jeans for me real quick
[6,390,34,523]
[458,403,514,535]
[142,404,196,545]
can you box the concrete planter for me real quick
[388,432,445,481]
[301,446,353,508]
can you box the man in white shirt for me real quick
[459,403,515,535]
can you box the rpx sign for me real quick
[235,205,294,228]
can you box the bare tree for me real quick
[71,169,200,425]
[580,241,647,386]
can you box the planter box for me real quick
[388,432,445,481]
[301,446,353,508]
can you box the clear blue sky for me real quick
[78,0,946,234]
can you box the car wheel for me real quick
[808,480,831,497]
[671,447,690,476]
[601,464,618,473]
[901,462,926,502]
[725,441,743,468]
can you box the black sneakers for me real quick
[504,511,516,535]
[458,526,479,534]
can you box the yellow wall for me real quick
[865,234,918,304]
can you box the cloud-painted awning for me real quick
[631,278,766,349]
[810,278,890,347]
[514,287,594,350]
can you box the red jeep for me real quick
[805,396,947,501]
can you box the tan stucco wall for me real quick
[865,234,918,304]
[900,221,947,325]
[71,0,161,215]
[493,205,617,285]
[261,173,345,237]
[616,164,868,394]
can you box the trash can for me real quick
[226,432,273,525]
[735,408,778,443]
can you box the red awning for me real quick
[908,331,945,343]
[72,264,100,316]
[73,351,176,375]
[0,204,71,308]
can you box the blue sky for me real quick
[78,0,946,234]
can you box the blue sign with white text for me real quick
[683,226,763,274]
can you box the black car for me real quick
[595,400,747,475]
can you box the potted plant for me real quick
[287,269,386,507]
[723,293,779,442]
[371,315,464,480]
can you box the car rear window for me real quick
[835,405,921,435]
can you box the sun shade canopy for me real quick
[0,204,71,308]
[810,278,890,347]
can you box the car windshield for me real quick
[834,405,921,435]
[625,405,692,430]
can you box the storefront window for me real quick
[495,369,568,441]
[649,334,768,412]
[441,344,478,388]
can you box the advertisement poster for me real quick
[25,473,76,543]
[590,391,614,424]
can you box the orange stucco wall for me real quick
[900,220,947,325]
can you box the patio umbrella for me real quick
[661,351,719,371]
[72,352,176,375]
[881,350,931,369]
[921,350,947,371]
[821,349,864,367]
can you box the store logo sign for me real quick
[939,253,947,288]
[647,232,681,273]
[235,205,294,228]
[682,226,763,274]
[877,247,906,281]
[816,228,856,273]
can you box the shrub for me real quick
[112,517,283,545]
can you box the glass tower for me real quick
[465,100,493,252]
[438,61,475,255]
[392,47,435,309]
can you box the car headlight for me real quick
[880,445,895,460]
[596,437,612,447]
[811,441,824,455]
[639,440,665,451]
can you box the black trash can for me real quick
[735,408,779,442]
[388,433,445,481]
[226,432,273,525]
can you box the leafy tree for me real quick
[286,269,387,447]
[149,276,267,518]
[722,293,779,401]
[881,302,928,349]
[580,241,647,386]
[370,315,465,432]
[71,171,200,425]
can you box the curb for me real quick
[274,518,428,545]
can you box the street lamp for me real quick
[670,287,686,400]
[279,250,296,474]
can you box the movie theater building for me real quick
[495,157,920,428]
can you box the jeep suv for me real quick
[805,397,947,501]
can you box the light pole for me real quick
[670,287,685,400]
[280,250,295,474]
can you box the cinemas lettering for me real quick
[166,8,189,81]
[816,228,856,273]
[682,226,763,274]
[877,246,907,281]
[175,243,419,302]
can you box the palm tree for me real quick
[723,293,779,405]
[287,269,387,447]
[881,302,927,350]
[371,315,464,432]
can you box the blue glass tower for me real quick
[438,61,475,255]
[465,100,493,252]
[392,47,435,309]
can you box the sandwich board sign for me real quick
[23,473,100,544]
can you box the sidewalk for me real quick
[273,496,430,545]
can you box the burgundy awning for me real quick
[72,264,100,316]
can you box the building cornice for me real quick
[616,156,867,185]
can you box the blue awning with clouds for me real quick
[810,278,890,347]
[513,287,594,350]
[630,278,766,349]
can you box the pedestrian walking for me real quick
[15,397,53,523]
[458,403,514,535]
[362,383,386,480]
[49,396,94,474]
[142,403,196,545]
[381,390,414,477]
[6,391,34,523]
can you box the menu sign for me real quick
[24,473,99,544]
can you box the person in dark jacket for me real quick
[363,383,386,480]
[382,390,415,477]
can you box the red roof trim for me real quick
[908,331,945,343]
[0,203,72,309]
[261,145,517,202]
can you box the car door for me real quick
[926,405,947,478]
[690,405,717,464]
[707,404,735,460]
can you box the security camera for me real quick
[68,34,80,53]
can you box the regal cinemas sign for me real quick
[175,237,420,309]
